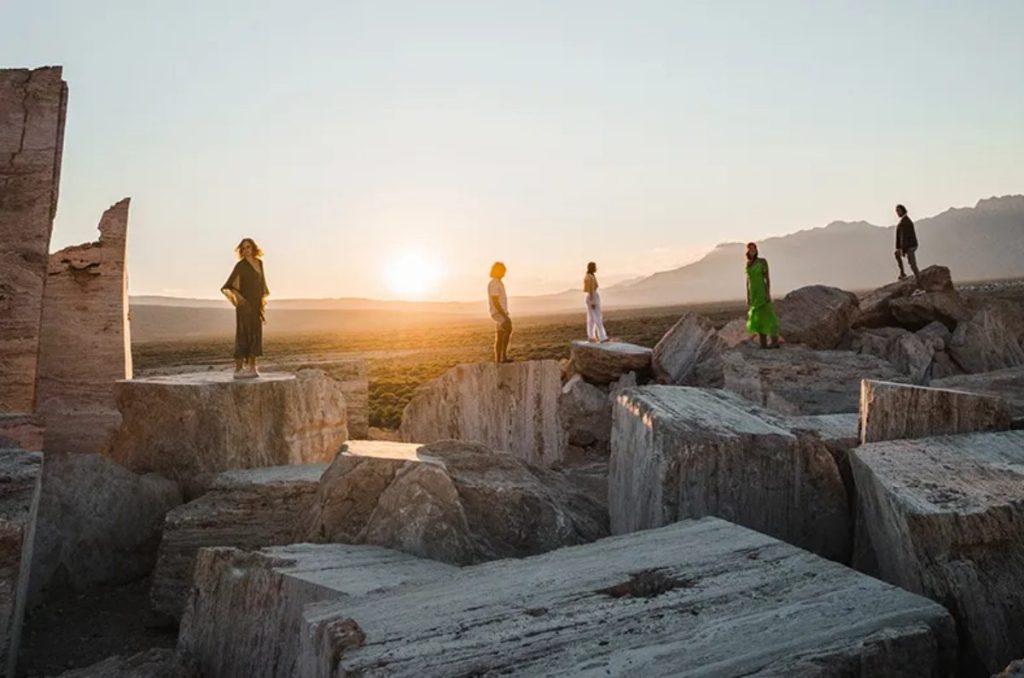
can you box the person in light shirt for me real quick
[488,262,512,363]
[583,261,609,343]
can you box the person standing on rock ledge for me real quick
[894,204,921,282]
[583,262,609,343]
[221,238,269,379]
[488,262,513,363]
[745,242,780,349]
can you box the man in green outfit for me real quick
[745,242,780,349]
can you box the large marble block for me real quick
[570,340,652,384]
[933,366,1024,418]
[0,449,42,677]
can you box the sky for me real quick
[4,1,1023,301]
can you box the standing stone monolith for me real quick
[36,198,132,454]
[0,67,68,412]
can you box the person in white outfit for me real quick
[583,261,609,343]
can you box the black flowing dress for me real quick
[221,259,269,359]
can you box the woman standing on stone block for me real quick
[583,261,609,343]
[745,242,780,349]
[222,238,269,378]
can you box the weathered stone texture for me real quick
[150,464,326,620]
[299,518,956,677]
[609,387,849,561]
[776,284,859,349]
[851,431,1024,674]
[855,265,954,328]
[651,313,726,386]
[178,544,455,678]
[859,380,1013,444]
[302,440,607,565]
[888,290,971,330]
[109,370,347,488]
[0,67,67,412]
[558,374,611,451]
[916,320,952,351]
[854,326,934,383]
[570,340,652,385]
[265,357,369,438]
[0,450,41,678]
[0,414,42,452]
[717,317,753,347]
[36,198,132,454]
[52,648,196,678]
[399,360,564,467]
[933,366,1024,418]
[949,305,1024,374]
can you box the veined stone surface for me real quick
[399,360,564,467]
[36,198,132,454]
[859,380,1013,444]
[933,366,1024,418]
[0,449,42,678]
[855,265,954,328]
[651,313,726,386]
[0,67,67,412]
[949,305,1024,374]
[264,356,369,438]
[850,431,1024,674]
[178,544,455,678]
[109,370,347,487]
[302,440,607,565]
[855,326,934,384]
[570,340,653,385]
[150,463,326,620]
[0,414,43,452]
[609,386,849,561]
[776,284,859,349]
[299,518,956,677]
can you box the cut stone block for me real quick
[298,517,956,677]
[265,356,369,438]
[776,284,859,349]
[36,198,132,454]
[722,345,905,415]
[856,265,954,328]
[609,386,850,561]
[933,366,1024,418]
[399,360,564,467]
[150,464,326,620]
[302,440,607,565]
[570,340,652,385]
[651,313,726,386]
[0,67,67,412]
[559,374,611,450]
[851,431,1024,674]
[0,449,42,678]
[109,370,347,488]
[859,380,1013,444]
[178,544,455,678]
[0,414,43,452]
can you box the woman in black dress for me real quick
[221,238,269,378]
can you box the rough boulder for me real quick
[651,313,726,386]
[569,340,652,384]
[948,305,1024,374]
[855,265,954,328]
[933,366,1024,418]
[776,284,859,349]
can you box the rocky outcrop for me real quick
[916,320,952,351]
[299,518,956,677]
[856,265,954,328]
[609,387,849,561]
[651,313,726,386]
[178,544,455,678]
[850,431,1024,674]
[302,440,607,565]
[0,414,42,452]
[949,305,1024,374]
[29,452,181,604]
[52,648,195,678]
[859,380,1013,444]
[717,317,752,347]
[853,327,934,383]
[721,345,905,415]
[569,340,652,384]
[0,449,42,677]
[0,67,67,413]
[558,374,611,452]
[265,357,369,438]
[109,371,347,489]
[933,366,1024,417]
[776,284,859,349]
[928,350,964,381]
[36,199,132,454]
[150,464,326,620]
[399,360,564,467]
[889,290,971,330]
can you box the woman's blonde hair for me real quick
[235,238,263,259]
[490,261,506,278]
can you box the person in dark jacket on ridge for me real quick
[894,204,920,282]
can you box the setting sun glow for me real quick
[385,250,444,299]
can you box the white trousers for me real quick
[586,293,608,342]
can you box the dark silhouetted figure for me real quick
[894,204,920,282]
[488,262,512,363]
[222,238,269,379]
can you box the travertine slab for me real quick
[651,313,726,386]
[264,357,369,438]
[933,366,1024,417]
[36,198,132,454]
[178,544,455,678]
[851,431,1024,674]
[570,340,652,384]
[298,518,956,677]
[399,360,564,467]
[609,386,849,561]
[0,67,67,412]
[0,449,42,677]
[0,414,42,452]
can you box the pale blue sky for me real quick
[4,1,1023,300]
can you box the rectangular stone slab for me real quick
[299,517,956,677]
[610,386,850,561]
[933,366,1024,418]
[850,431,1024,674]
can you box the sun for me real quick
[385,250,444,299]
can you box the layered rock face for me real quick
[651,313,726,386]
[36,198,132,454]
[949,305,1024,374]
[888,290,971,330]
[29,452,181,603]
[721,345,905,415]
[856,265,954,328]
[558,374,611,452]
[852,327,934,383]
[933,366,1024,417]
[776,284,859,349]
[859,380,1013,444]
[399,360,564,467]
[0,67,67,412]
[109,371,347,487]
[299,518,956,677]
[609,387,849,560]
[850,431,1024,674]
[265,357,369,438]
[150,464,326,620]
[0,414,43,452]
[302,440,607,565]
[0,450,42,678]
[569,340,652,384]
[178,544,455,678]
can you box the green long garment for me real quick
[746,258,780,336]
